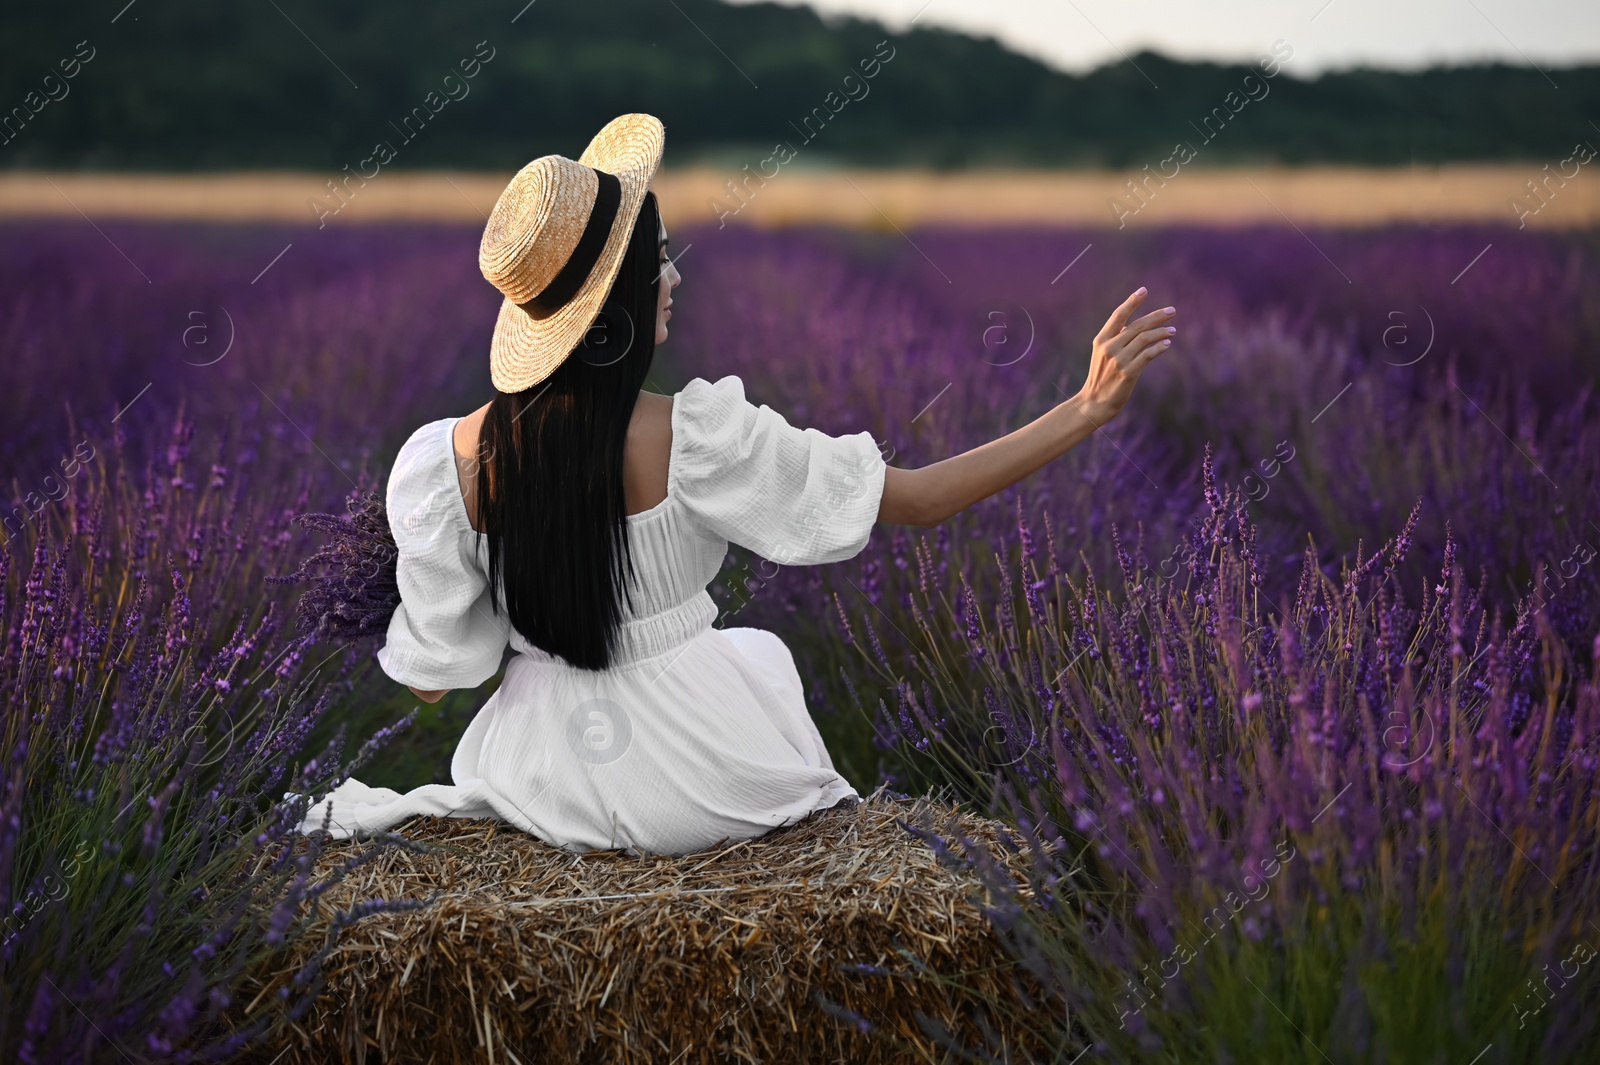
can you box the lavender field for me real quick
[1,216,1598,1062]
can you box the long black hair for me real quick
[473,189,664,670]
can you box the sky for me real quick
[726,0,1600,77]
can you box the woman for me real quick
[294,114,1177,857]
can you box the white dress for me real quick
[290,375,886,858]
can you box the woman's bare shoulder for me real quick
[449,402,492,533]
[632,389,674,435]
[451,401,491,462]
[625,389,674,513]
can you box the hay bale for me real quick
[234,787,1049,1064]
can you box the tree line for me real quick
[1,0,1595,169]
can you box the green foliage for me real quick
[1,1,1596,169]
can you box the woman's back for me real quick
[451,388,676,534]
[387,374,887,671]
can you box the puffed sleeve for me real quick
[375,421,512,690]
[670,375,887,565]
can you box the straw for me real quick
[229,786,1051,1064]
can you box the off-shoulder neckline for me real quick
[438,393,684,533]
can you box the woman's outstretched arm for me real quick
[878,287,1176,528]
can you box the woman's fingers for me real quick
[1096,287,1148,342]
[1118,306,1177,342]
[1120,325,1177,359]
[1132,336,1174,368]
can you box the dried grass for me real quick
[230,787,1051,1065]
[3,166,1594,228]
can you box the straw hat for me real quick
[480,113,665,393]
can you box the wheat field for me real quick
[3,164,1594,228]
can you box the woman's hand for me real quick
[1076,287,1176,423]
